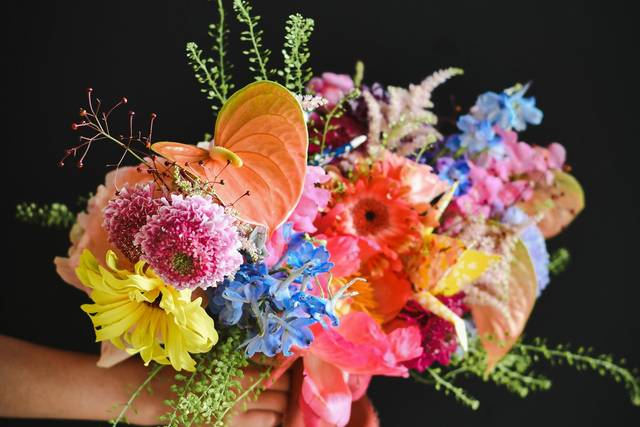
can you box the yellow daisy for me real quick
[76,249,217,371]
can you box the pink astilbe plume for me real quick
[135,194,242,290]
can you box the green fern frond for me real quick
[233,0,272,81]
[279,13,314,93]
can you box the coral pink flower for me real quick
[374,151,449,212]
[270,312,421,427]
[323,235,361,278]
[135,195,242,290]
[308,72,355,107]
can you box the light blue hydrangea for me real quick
[503,207,550,295]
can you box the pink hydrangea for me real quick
[308,72,355,107]
[135,194,242,290]
[288,166,331,233]
[265,166,331,266]
[103,184,161,262]
[448,130,565,221]
[500,128,565,184]
[400,294,467,371]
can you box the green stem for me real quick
[165,369,198,426]
[217,368,271,422]
[111,363,164,426]
[411,370,480,410]
[188,43,225,105]
[518,344,640,404]
[215,0,229,100]
[235,1,268,80]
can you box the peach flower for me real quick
[54,166,153,367]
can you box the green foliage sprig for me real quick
[353,60,365,88]
[111,363,165,426]
[514,337,640,406]
[415,336,640,410]
[209,0,234,101]
[317,89,361,156]
[233,0,273,81]
[15,202,75,229]
[185,0,233,111]
[549,248,570,275]
[161,329,270,427]
[279,13,314,93]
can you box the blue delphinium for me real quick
[286,233,333,277]
[473,83,543,132]
[207,230,338,357]
[436,156,472,196]
[446,115,503,157]
[503,207,550,295]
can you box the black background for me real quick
[2,1,639,426]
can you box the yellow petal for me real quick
[415,291,468,352]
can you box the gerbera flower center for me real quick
[352,198,390,236]
[172,252,195,276]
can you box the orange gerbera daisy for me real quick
[320,175,421,264]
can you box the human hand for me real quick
[123,362,290,426]
[0,336,290,427]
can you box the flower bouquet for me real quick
[17,0,639,425]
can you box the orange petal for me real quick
[368,267,413,324]
[213,81,308,234]
[470,239,538,371]
[151,142,212,178]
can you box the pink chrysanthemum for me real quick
[135,194,242,290]
[103,184,161,263]
[400,294,468,372]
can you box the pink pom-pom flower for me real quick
[103,183,161,263]
[135,194,242,290]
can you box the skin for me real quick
[0,335,289,426]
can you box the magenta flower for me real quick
[400,295,467,372]
[135,195,242,290]
[103,184,161,263]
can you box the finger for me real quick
[269,370,290,392]
[231,410,283,427]
[238,366,290,392]
[245,390,288,413]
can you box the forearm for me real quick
[0,335,170,424]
